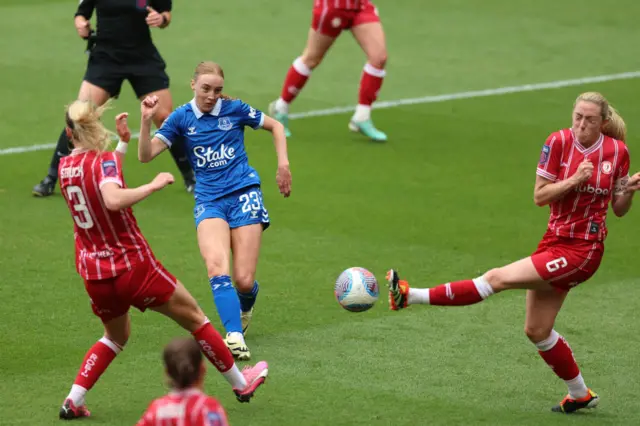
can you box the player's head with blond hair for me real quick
[573,92,626,143]
[163,337,206,390]
[191,61,234,113]
[65,100,113,152]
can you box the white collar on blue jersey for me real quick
[190,98,222,119]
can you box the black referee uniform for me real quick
[33,0,194,196]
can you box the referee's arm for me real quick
[74,0,95,39]
[149,0,172,29]
[75,0,95,20]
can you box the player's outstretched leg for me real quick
[386,268,496,309]
[525,290,599,413]
[152,282,267,402]
[349,22,388,142]
[386,257,554,310]
[59,316,128,420]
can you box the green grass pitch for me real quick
[1,0,640,424]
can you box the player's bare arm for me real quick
[100,173,174,211]
[611,172,638,217]
[534,159,593,206]
[138,96,169,163]
[114,113,131,161]
[262,115,292,197]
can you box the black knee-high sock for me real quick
[168,135,193,179]
[47,129,72,182]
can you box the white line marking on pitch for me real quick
[2,71,639,156]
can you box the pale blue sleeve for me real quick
[237,101,264,130]
[155,109,183,147]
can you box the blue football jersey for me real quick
[155,98,265,201]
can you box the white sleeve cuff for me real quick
[99,178,123,189]
[536,169,557,181]
[253,113,265,129]
[156,133,173,147]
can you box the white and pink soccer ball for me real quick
[334,267,379,312]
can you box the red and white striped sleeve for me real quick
[134,401,156,426]
[97,151,124,188]
[536,132,562,182]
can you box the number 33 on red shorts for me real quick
[531,231,604,291]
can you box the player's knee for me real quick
[524,325,553,344]
[205,257,228,278]
[483,268,507,292]
[105,330,129,348]
[300,52,322,70]
[368,51,387,69]
[233,272,255,293]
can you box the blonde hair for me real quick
[65,100,114,152]
[575,92,626,141]
[192,61,235,100]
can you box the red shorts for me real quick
[312,3,380,38]
[531,232,604,291]
[84,258,177,322]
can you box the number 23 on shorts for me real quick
[239,191,262,213]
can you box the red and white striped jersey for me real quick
[136,389,229,426]
[313,0,372,10]
[59,149,152,280]
[536,129,630,241]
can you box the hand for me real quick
[570,159,594,185]
[146,7,165,27]
[74,16,91,39]
[141,95,160,121]
[115,113,131,142]
[625,172,640,192]
[150,172,175,191]
[276,163,292,198]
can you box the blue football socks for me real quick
[209,275,242,334]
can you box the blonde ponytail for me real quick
[65,100,114,152]
[602,105,626,142]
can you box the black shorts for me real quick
[83,48,170,99]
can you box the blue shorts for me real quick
[194,185,270,230]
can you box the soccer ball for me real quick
[334,267,379,312]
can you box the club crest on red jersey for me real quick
[102,160,118,178]
[539,145,550,165]
[207,412,223,426]
[601,161,612,175]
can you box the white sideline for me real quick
[2,70,639,156]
